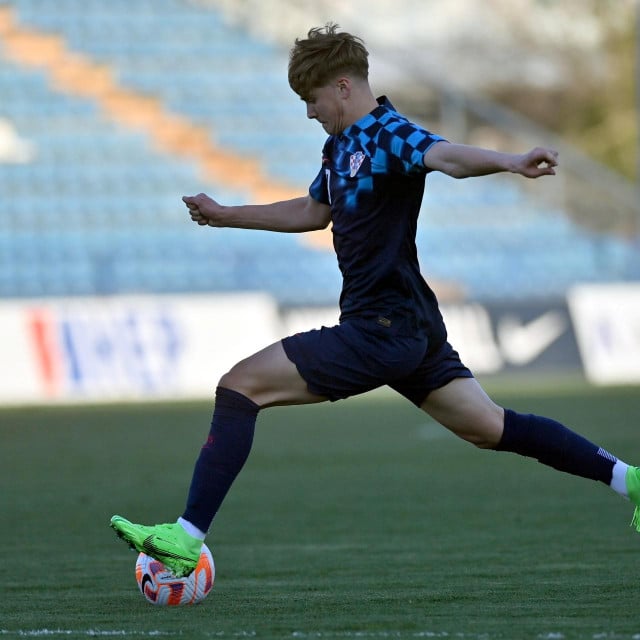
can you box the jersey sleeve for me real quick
[309,165,330,205]
[308,139,332,205]
[376,122,446,175]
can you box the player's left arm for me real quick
[423,141,558,179]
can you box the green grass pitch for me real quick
[1,380,639,639]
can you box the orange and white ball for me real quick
[135,544,215,606]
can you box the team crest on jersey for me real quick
[349,151,365,177]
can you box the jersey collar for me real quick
[340,96,396,139]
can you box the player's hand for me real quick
[516,147,559,178]
[182,193,224,227]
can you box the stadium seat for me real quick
[0,0,638,304]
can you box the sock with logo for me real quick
[496,409,617,485]
[182,386,260,534]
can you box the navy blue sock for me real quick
[496,409,616,484]
[182,386,260,533]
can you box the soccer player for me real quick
[110,24,640,577]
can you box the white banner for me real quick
[4,288,631,405]
[0,293,281,405]
[568,283,640,385]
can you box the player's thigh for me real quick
[420,377,504,448]
[219,340,327,408]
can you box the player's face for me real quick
[305,82,346,135]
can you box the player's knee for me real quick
[453,430,500,449]
[454,415,504,450]
[218,365,252,397]
[474,421,504,449]
[218,361,272,404]
[469,432,501,449]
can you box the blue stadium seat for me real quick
[1,0,638,304]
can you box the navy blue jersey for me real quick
[309,96,447,344]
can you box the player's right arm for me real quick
[182,193,331,233]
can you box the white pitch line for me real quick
[0,633,177,638]
[3,632,640,640]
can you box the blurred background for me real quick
[0,0,638,404]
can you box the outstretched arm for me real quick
[183,193,331,233]
[423,142,558,179]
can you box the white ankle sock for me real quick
[610,460,630,498]
[177,517,206,540]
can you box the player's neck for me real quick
[343,86,379,129]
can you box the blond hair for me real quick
[288,23,369,101]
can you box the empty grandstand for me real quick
[0,0,638,306]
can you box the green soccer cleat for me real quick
[110,515,202,578]
[626,466,640,533]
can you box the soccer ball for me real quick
[135,544,215,606]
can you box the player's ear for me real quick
[336,77,351,99]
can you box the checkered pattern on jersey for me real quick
[349,104,443,175]
[309,97,444,209]
[306,97,447,326]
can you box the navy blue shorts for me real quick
[281,316,473,406]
